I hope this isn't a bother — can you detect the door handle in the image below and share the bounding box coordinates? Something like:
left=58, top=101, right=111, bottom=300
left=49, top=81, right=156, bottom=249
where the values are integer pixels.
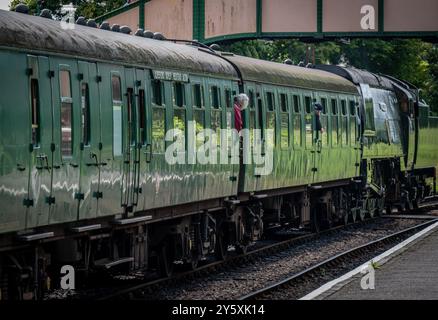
left=317, top=140, right=322, bottom=153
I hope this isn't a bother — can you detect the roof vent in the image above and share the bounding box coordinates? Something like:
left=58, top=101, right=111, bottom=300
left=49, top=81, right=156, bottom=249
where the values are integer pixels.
left=86, top=19, right=98, bottom=28
left=111, top=24, right=120, bottom=32
left=15, top=4, right=29, bottom=14
left=210, top=44, right=221, bottom=51
left=153, top=32, right=165, bottom=40
left=120, top=26, right=132, bottom=34
left=284, top=59, right=293, bottom=65
left=40, top=9, right=52, bottom=19
left=135, top=28, right=144, bottom=37
left=76, top=16, right=86, bottom=25
left=143, top=30, right=154, bottom=38
left=100, top=21, right=110, bottom=30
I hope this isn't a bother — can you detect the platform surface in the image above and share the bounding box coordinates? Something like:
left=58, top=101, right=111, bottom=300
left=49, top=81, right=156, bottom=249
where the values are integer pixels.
left=323, top=228, right=438, bottom=300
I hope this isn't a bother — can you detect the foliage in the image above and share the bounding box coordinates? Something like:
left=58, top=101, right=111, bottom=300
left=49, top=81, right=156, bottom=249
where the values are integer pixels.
left=223, top=39, right=438, bottom=113
left=8, top=1, right=438, bottom=112
left=9, top=0, right=126, bottom=19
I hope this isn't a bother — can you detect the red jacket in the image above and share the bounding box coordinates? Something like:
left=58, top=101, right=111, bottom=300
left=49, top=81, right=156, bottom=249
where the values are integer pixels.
left=234, top=104, right=242, bottom=131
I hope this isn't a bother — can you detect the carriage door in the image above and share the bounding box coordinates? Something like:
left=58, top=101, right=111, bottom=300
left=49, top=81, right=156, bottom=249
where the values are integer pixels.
left=349, top=98, right=361, bottom=176
left=121, top=68, right=138, bottom=215
left=254, top=84, right=266, bottom=191
left=303, top=93, right=318, bottom=182
left=77, top=61, right=101, bottom=220
left=312, top=92, right=328, bottom=183
left=133, top=68, right=147, bottom=211
left=26, top=55, right=53, bottom=228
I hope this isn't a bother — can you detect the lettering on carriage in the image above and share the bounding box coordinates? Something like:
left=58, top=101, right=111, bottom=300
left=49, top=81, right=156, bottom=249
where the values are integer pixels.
left=360, top=5, right=376, bottom=30
left=152, top=70, right=189, bottom=82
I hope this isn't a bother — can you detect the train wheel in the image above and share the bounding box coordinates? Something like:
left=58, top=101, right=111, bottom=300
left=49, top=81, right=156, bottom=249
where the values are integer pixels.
left=351, top=208, right=357, bottom=223
left=182, top=255, right=199, bottom=271
left=343, top=210, right=349, bottom=226
left=376, top=198, right=385, bottom=216
left=158, top=240, right=174, bottom=278
left=236, top=244, right=248, bottom=255
left=368, top=198, right=376, bottom=218
left=311, top=209, right=320, bottom=233
left=386, top=204, right=393, bottom=215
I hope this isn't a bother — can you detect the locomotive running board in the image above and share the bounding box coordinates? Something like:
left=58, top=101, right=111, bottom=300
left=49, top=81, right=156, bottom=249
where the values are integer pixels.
left=94, top=257, right=134, bottom=269
left=113, top=215, right=152, bottom=225
left=18, top=232, right=54, bottom=242
left=70, top=224, right=102, bottom=233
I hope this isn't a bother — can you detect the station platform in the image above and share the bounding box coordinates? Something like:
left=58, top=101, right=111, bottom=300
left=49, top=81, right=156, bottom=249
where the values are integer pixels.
left=304, top=220, right=438, bottom=300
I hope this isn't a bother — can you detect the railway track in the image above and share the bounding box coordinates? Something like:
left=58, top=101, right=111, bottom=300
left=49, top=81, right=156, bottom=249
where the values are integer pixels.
left=50, top=199, right=437, bottom=300
left=238, top=218, right=437, bottom=300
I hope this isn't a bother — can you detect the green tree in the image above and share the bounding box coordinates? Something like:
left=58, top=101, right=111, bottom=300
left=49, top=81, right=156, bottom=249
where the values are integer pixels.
left=9, top=0, right=126, bottom=18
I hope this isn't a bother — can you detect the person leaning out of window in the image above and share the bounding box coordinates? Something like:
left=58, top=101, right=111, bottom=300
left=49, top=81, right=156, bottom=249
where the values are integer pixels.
left=234, top=93, right=249, bottom=132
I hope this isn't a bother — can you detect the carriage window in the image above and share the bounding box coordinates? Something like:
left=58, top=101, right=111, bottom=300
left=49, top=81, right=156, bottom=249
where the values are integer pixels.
left=305, top=96, right=312, bottom=114
left=266, top=92, right=275, bottom=111
left=293, top=95, right=301, bottom=113
left=248, top=90, right=255, bottom=109
left=341, top=116, right=348, bottom=145
left=173, top=82, right=185, bottom=108
left=280, top=93, right=288, bottom=112
left=111, top=75, right=121, bottom=102
left=152, top=107, right=166, bottom=153
left=266, top=111, right=276, bottom=147
left=112, top=75, right=123, bottom=156
left=321, top=98, right=327, bottom=114
left=127, top=88, right=136, bottom=145
left=30, top=79, right=40, bottom=146
left=211, top=86, right=220, bottom=109
left=81, top=83, right=91, bottom=145
left=211, top=107, right=222, bottom=147
left=173, top=108, right=186, bottom=151
left=331, top=99, right=339, bottom=146
left=349, top=100, right=356, bottom=115
left=364, top=98, right=376, bottom=133
left=331, top=99, right=338, bottom=115
left=193, top=84, right=204, bottom=108
left=225, top=88, right=232, bottom=109
left=193, top=108, right=205, bottom=148
left=60, top=70, right=73, bottom=158
left=60, top=70, right=72, bottom=99
left=293, top=113, right=301, bottom=146
left=280, top=113, right=289, bottom=149
left=152, top=80, right=164, bottom=106
left=139, top=89, right=147, bottom=145
left=341, top=100, right=347, bottom=115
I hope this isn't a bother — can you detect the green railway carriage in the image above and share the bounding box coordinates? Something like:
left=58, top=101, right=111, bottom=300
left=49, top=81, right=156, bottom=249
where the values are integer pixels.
left=0, top=9, right=436, bottom=299
left=224, top=54, right=361, bottom=194
left=0, top=10, right=241, bottom=235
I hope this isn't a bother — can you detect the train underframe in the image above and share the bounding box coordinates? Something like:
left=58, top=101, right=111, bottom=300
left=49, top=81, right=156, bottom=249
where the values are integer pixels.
left=0, top=159, right=435, bottom=300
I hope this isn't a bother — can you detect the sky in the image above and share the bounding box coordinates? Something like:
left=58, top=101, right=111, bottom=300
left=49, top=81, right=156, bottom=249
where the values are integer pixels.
left=0, top=0, right=10, bottom=11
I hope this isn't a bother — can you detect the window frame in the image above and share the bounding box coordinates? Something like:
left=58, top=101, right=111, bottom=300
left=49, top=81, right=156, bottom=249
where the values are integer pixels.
left=111, top=73, right=123, bottom=157
left=59, top=68, right=73, bottom=159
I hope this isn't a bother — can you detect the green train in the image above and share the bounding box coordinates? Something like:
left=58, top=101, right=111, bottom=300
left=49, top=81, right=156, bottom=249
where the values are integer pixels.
left=0, top=9, right=436, bottom=299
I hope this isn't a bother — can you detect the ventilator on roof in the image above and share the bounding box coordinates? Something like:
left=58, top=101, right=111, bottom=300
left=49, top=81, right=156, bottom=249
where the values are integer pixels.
left=143, top=30, right=154, bottom=38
